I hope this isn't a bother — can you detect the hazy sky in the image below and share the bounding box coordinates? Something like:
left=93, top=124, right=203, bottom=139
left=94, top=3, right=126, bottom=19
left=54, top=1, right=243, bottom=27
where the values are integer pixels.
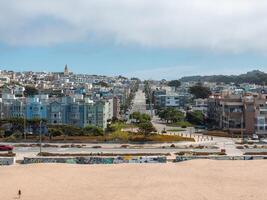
left=1, top=0, right=267, bottom=79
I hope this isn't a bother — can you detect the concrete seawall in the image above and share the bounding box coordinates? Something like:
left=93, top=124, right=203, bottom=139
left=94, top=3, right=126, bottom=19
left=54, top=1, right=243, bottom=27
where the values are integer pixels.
left=22, top=156, right=167, bottom=164
left=0, top=157, right=15, bottom=165
left=175, top=155, right=267, bottom=162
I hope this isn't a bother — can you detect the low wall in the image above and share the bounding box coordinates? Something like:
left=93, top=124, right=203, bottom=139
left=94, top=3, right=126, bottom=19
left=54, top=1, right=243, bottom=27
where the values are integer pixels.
left=23, top=156, right=167, bottom=164
left=0, top=157, right=15, bottom=165
left=175, top=155, right=267, bottom=162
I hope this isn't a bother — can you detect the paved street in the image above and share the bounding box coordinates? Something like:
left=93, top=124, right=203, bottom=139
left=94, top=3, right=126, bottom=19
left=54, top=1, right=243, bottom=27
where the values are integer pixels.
left=130, top=89, right=150, bottom=115
left=11, top=142, right=222, bottom=160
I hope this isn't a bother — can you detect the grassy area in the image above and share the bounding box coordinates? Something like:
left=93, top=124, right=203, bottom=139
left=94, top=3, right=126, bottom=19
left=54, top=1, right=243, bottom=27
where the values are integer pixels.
left=0, top=122, right=194, bottom=143
left=0, top=134, right=194, bottom=143
left=0, top=152, right=16, bottom=157
left=244, top=152, right=267, bottom=155
left=166, top=121, right=193, bottom=128
left=143, top=134, right=194, bottom=142
left=167, top=129, right=186, bottom=132
left=111, top=122, right=137, bottom=129
left=175, top=151, right=226, bottom=156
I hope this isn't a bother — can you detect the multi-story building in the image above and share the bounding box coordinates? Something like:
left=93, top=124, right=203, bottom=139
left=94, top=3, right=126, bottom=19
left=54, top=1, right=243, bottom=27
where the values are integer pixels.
left=47, top=101, right=65, bottom=125
left=26, top=97, right=47, bottom=120
left=83, top=99, right=111, bottom=129
left=154, top=93, right=190, bottom=109
left=112, top=96, right=121, bottom=119
left=192, top=98, right=208, bottom=116
left=208, top=90, right=267, bottom=137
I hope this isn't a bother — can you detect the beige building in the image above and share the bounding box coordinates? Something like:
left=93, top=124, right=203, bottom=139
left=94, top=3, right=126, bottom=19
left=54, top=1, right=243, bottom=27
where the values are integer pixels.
left=208, top=91, right=267, bottom=137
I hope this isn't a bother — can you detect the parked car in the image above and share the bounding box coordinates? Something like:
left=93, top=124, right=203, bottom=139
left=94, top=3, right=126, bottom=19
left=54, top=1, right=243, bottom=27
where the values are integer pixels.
left=0, top=145, right=14, bottom=151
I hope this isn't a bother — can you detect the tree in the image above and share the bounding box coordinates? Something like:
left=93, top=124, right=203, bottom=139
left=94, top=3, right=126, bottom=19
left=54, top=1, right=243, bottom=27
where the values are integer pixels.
left=24, top=85, right=39, bottom=97
left=158, top=108, right=184, bottom=124
left=130, top=112, right=151, bottom=123
left=186, top=111, right=204, bottom=125
left=189, top=83, right=211, bottom=99
left=27, top=118, right=41, bottom=134
left=138, top=122, right=156, bottom=136
left=48, top=128, right=63, bottom=140
left=95, top=81, right=109, bottom=87
left=8, top=117, right=24, bottom=133
left=167, top=80, right=181, bottom=88
left=62, top=125, right=83, bottom=136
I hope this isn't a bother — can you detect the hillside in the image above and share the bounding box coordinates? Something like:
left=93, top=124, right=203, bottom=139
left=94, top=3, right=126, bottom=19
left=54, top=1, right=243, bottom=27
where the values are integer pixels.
left=180, top=70, right=267, bottom=85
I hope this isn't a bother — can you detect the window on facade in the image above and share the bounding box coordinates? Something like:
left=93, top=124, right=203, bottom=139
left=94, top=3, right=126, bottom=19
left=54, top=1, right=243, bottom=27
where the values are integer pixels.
left=54, top=120, right=57, bottom=124
left=54, top=114, right=57, bottom=117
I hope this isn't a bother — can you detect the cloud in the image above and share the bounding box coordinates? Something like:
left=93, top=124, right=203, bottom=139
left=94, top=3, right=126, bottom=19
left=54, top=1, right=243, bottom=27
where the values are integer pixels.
left=1, top=0, right=267, bottom=52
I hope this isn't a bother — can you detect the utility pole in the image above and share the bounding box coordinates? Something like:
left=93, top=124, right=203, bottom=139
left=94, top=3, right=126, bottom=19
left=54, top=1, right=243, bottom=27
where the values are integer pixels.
left=241, top=112, right=244, bottom=143
left=39, top=119, right=42, bottom=154
left=24, top=113, right=26, bottom=141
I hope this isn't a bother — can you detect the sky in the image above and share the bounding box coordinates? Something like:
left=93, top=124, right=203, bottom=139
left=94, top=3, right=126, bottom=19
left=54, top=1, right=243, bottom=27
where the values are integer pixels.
left=1, top=0, right=267, bottom=80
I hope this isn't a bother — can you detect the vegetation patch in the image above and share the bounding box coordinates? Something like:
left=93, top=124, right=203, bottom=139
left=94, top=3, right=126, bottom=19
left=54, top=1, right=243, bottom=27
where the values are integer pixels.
left=167, top=121, right=193, bottom=128
left=37, top=152, right=171, bottom=157
left=175, top=151, right=226, bottom=156
left=243, top=152, right=267, bottom=155
left=167, top=129, right=186, bottom=132
left=0, top=152, right=16, bottom=157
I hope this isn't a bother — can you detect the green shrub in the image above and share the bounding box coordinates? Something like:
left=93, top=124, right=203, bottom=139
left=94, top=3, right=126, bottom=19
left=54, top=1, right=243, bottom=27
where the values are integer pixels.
left=83, top=125, right=103, bottom=136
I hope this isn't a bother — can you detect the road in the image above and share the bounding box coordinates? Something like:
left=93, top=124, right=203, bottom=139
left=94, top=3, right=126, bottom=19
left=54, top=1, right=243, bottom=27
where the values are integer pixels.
left=130, top=89, right=151, bottom=115
left=11, top=142, right=222, bottom=160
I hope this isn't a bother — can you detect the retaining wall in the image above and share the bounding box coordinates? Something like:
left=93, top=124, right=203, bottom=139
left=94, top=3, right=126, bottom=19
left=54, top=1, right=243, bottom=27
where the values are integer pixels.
left=23, top=156, right=167, bottom=164
left=175, top=155, right=267, bottom=162
left=0, top=157, right=15, bottom=165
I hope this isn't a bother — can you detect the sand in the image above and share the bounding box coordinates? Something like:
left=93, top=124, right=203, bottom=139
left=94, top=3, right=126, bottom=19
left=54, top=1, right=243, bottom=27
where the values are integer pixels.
left=0, top=160, right=266, bottom=200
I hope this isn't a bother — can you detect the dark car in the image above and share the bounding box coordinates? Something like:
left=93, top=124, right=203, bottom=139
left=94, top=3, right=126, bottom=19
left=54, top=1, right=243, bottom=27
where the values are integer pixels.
left=0, top=145, right=14, bottom=151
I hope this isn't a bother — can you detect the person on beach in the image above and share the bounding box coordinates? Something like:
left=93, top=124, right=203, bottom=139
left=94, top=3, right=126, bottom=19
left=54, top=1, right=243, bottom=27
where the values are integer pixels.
left=18, top=189, right=21, bottom=199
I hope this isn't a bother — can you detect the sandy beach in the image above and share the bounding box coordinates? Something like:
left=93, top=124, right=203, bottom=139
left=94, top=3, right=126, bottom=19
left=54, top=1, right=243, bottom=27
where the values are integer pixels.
left=0, top=160, right=266, bottom=200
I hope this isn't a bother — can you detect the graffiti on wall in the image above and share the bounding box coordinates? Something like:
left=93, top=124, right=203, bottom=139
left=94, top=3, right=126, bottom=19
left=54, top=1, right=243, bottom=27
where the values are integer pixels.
left=175, top=155, right=265, bottom=162
left=0, top=157, right=15, bottom=165
left=23, top=156, right=167, bottom=165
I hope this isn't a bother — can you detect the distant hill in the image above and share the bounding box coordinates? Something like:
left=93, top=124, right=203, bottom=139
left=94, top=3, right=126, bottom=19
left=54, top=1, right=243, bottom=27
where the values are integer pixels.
left=179, top=70, right=267, bottom=85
